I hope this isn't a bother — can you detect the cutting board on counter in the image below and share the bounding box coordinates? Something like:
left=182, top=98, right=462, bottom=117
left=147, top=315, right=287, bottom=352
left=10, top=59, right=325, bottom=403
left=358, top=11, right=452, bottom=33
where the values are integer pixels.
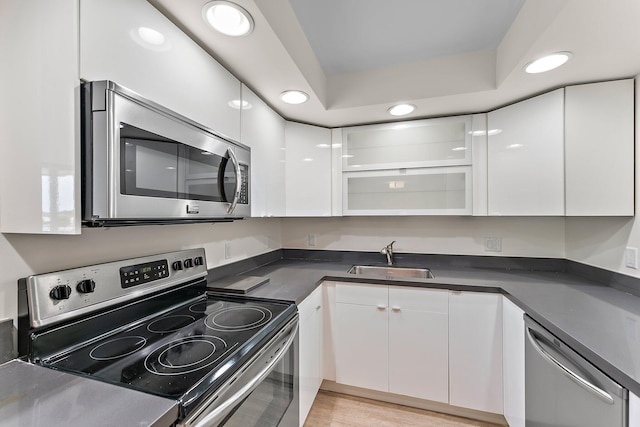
left=207, top=275, right=270, bottom=294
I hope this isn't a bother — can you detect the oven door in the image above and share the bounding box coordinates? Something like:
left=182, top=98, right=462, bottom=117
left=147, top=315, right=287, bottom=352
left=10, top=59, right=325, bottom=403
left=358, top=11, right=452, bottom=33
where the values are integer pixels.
left=179, top=316, right=299, bottom=427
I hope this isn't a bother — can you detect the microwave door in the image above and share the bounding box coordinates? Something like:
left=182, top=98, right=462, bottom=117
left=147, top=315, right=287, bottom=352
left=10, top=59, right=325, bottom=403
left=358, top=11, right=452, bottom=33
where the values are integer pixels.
left=222, top=149, right=241, bottom=214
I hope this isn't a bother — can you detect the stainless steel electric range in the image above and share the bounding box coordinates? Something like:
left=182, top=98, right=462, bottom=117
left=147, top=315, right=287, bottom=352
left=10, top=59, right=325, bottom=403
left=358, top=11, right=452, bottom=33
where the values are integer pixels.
left=17, top=248, right=299, bottom=427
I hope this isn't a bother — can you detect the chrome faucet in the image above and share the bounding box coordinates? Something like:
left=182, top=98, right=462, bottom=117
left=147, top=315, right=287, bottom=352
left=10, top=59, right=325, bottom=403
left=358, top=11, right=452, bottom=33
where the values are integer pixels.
left=380, top=241, right=396, bottom=265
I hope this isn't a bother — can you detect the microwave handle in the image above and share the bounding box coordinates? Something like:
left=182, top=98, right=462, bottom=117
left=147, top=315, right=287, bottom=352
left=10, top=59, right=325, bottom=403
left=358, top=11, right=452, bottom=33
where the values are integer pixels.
left=226, top=148, right=242, bottom=214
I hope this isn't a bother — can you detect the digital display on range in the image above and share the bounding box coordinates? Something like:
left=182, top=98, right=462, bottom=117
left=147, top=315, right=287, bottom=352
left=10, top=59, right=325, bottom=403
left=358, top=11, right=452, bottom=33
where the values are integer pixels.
left=120, top=259, right=169, bottom=288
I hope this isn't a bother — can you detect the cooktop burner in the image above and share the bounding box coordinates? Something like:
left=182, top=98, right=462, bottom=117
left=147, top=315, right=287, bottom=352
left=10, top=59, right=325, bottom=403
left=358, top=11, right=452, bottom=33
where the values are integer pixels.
left=46, top=296, right=291, bottom=398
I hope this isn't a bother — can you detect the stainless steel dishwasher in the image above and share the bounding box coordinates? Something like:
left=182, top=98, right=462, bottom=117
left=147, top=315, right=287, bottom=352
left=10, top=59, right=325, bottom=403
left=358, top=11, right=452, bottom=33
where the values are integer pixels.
left=525, top=315, right=628, bottom=427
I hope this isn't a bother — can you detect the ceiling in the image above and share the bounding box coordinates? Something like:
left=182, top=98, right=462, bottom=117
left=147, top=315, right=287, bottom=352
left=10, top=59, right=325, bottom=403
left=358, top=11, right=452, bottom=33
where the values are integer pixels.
left=149, top=0, right=640, bottom=128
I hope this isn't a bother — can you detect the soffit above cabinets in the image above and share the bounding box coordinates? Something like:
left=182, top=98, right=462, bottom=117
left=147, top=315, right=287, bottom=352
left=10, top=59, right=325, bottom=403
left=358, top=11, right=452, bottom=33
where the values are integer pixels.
left=149, top=0, right=640, bottom=127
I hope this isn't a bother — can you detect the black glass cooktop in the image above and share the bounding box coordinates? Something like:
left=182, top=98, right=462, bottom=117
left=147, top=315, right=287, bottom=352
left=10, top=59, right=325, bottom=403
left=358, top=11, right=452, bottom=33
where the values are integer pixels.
left=45, top=296, right=293, bottom=399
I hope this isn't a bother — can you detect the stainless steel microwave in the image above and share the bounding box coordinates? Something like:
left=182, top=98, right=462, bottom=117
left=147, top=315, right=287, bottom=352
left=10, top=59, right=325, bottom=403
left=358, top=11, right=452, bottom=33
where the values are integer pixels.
left=81, top=81, right=250, bottom=227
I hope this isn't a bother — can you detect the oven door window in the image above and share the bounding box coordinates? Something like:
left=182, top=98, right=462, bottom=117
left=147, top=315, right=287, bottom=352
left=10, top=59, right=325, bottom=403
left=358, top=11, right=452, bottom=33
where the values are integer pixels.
left=219, top=345, right=295, bottom=427
left=120, top=123, right=237, bottom=202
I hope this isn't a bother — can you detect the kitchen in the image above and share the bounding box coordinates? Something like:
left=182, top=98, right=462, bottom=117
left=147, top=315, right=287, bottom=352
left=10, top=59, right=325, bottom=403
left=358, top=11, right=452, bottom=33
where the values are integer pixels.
left=1, top=0, right=640, bottom=426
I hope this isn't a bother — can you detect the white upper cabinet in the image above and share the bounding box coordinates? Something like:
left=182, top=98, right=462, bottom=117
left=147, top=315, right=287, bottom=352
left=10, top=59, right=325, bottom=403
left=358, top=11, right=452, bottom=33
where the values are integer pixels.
left=565, top=79, right=634, bottom=216
left=471, top=113, right=489, bottom=216
left=0, top=0, right=80, bottom=234
left=284, top=122, right=332, bottom=216
left=241, top=86, right=285, bottom=217
left=343, top=166, right=472, bottom=216
left=488, top=89, right=565, bottom=216
left=340, top=115, right=474, bottom=216
left=80, top=0, right=242, bottom=142
left=342, top=116, right=473, bottom=171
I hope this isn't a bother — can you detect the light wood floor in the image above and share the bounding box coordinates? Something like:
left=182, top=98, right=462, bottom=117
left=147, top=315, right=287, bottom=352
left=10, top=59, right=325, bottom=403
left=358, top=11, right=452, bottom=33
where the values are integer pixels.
left=303, top=391, right=503, bottom=427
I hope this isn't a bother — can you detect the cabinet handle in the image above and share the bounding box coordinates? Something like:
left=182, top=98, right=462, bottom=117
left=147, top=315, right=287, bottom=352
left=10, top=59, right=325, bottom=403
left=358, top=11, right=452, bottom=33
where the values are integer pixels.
left=391, top=306, right=401, bottom=312
left=376, top=304, right=386, bottom=310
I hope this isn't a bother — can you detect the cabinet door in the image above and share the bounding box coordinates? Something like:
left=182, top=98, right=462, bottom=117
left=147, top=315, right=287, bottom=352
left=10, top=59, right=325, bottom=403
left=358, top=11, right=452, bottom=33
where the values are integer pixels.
left=388, top=287, right=448, bottom=403
left=343, top=166, right=472, bottom=215
left=80, top=0, right=241, bottom=141
left=335, top=283, right=388, bottom=392
left=565, top=80, right=634, bottom=216
left=630, top=392, right=640, bottom=427
left=298, top=287, right=323, bottom=427
left=342, top=116, right=473, bottom=171
left=488, top=89, right=564, bottom=215
left=502, top=297, right=525, bottom=427
left=241, top=86, right=285, bottom=217
left=284, top=122, right=332, bottom=216
left=0, top=0, right=80, bottom=234
left=449, top=291, right=503, bottom=414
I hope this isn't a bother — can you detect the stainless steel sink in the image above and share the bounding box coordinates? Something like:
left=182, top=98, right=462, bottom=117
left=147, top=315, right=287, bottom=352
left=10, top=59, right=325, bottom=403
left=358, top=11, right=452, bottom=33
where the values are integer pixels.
left=347, top=265, right=435, bottom=279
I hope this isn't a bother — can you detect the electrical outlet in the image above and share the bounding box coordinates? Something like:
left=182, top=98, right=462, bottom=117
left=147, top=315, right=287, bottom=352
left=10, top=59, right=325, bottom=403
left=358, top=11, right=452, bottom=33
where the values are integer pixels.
left=484, top=237, right=502, bottom=252
left=625, top=247, right=638, bottom=269
left=308, top=234, right=317, bottom=247
left=224, top=242, right=231, bottom=259
left=266, top=235, right=272, bottom=249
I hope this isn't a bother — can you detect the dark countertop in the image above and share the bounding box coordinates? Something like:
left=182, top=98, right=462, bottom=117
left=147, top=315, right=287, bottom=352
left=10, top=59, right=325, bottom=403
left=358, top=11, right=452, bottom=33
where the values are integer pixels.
left=0, top=360, right=178, bottom=427
left=208, top=254, right=640, bottom=398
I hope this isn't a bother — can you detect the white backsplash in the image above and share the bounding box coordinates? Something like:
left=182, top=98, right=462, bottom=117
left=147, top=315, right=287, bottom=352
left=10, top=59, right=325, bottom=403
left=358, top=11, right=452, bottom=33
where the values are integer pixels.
left=281, top=216, right=566, bottom=258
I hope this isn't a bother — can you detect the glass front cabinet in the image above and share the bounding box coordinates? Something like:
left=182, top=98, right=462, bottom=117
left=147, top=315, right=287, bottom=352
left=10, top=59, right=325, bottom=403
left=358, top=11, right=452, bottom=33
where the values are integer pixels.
left=341, top=115, right=476, bottom=215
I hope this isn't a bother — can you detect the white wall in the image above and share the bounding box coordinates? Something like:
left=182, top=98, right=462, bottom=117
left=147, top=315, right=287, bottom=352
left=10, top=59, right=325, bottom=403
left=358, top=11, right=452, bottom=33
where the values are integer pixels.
left=0, top=218, right=282, bottom=323
left=281, top=216, right=566, bottom=258
left=565, top=74, right=640, bottom=277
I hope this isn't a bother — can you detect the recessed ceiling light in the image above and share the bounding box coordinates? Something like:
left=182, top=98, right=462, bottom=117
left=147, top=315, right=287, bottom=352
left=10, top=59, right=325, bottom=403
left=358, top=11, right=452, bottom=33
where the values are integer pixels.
left=524, top=52, right=572, bottom=74
left=316, top=144, right=330, bottom=148
left=451, top=147, right=467, bottom=151
left=388, top=104, right=416, bottom=116
left=202, top=1, right=254, bottom=37
left=280, top=90, right=309, bottom=104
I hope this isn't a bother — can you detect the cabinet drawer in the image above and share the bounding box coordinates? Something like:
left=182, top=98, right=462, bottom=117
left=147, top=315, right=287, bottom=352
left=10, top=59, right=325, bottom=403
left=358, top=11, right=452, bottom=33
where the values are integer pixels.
left=336, top=283, right=387, bottom=306
left=389, top=286, right=448, bottom=313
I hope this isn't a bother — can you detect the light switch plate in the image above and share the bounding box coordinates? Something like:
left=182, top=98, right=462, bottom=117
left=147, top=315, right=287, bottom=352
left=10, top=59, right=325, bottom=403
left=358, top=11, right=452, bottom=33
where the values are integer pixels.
left=224, top=242, right=232, bottom=259
left=625, top=247, right=637, bottom=269
left=484, top=237, right=502, bottom=252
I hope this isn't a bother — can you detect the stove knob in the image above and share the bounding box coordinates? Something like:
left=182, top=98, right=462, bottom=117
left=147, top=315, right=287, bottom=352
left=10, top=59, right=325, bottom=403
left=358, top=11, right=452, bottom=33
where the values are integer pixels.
left=76, top=279, right=96, bottom=294
left=194, top=256, right=204, bottom=266
left=172, top=260, right=183, bottom=271
left=50, top=285, right=72, bottom=301
left=183, top=258, right=194, bottom=268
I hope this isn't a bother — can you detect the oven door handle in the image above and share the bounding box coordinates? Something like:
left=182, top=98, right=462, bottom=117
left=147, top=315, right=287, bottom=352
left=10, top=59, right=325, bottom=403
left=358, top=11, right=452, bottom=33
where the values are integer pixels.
left=226, top=148, right=241, bottom=215
left=184, top=318, right=298, bottom=427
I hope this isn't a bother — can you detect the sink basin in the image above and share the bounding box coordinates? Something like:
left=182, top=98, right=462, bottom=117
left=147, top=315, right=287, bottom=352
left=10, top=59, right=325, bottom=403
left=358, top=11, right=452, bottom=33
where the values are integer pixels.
left=347, top=265, right=435, bottom=279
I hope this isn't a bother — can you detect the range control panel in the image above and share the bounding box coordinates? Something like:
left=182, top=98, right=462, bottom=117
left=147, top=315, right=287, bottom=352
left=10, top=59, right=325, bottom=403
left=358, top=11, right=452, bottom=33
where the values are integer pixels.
left=120, top=260, right=169, bottom=288
left=22, top=248, right=207, bottom=328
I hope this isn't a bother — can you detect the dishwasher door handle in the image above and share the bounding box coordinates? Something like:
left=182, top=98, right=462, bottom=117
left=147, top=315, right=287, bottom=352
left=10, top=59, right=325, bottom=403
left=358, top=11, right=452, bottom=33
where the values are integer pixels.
left=525, top=326, right=614, bottom=405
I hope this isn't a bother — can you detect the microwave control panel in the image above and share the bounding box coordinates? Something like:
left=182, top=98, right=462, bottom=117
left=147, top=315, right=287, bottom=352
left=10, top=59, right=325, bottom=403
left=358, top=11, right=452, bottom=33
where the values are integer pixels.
left=239, top=164, right=249, bottom=204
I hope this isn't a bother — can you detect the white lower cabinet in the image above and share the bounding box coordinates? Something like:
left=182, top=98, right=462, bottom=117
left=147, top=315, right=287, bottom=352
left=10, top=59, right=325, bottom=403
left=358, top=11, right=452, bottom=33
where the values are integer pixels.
left=298, top=286, right=324, bottom=427
left=502, top=297, right=525, bottom=427
left=335, top=283, right=389, bottom=392
left=388, top=286, right=449, bottom=403
left=630, top=392, right=640, bottom=427
left=334, top=283, right=449, bottom=401
left=449, top=291, right=503, bottom=414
